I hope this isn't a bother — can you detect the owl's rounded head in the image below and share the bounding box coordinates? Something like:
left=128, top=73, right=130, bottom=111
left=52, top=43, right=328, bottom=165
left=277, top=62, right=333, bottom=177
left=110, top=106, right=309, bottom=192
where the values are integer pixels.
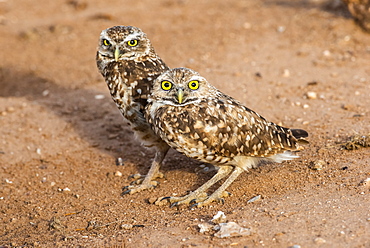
left=151, top=68, right=218, bottom=106
left=97, top=25, right=153, bottom=61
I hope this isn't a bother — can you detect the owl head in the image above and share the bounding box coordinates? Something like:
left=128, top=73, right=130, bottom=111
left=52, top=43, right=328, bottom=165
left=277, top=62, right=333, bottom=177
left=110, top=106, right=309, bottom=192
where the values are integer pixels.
left=97, top=25, right=153, bottom=61
left=150, top=68, right=218, bottom=106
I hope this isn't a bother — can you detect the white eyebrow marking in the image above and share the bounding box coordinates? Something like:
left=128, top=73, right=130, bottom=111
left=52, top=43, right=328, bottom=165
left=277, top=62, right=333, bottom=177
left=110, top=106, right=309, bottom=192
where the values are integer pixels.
left=124, top=33, right=141, bottom=42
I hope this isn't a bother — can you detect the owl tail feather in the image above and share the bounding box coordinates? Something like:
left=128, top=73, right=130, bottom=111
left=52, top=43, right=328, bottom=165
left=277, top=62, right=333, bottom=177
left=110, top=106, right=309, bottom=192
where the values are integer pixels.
left=291, top=128, right=309, bottom=145
left=291, top=129, right=308, bottom=139
left=270, top=151, right=299, bottom=163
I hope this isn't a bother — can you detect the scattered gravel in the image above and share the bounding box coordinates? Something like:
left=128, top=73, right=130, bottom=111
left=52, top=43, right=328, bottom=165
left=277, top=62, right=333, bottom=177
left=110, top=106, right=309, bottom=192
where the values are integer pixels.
left=310, top=160, right=326, bottom=170
left=247, top=195, right=262, bottom=203
left=214, top=222, right=251, bottom=238
left=114, top=171, right=123, bottom=177
left=211, top=211, right=227, bottom=224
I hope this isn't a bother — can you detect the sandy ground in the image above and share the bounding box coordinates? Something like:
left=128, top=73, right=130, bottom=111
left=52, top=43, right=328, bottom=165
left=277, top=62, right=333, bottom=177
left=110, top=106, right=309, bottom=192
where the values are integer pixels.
left=1, top=0, right=370, bottom=247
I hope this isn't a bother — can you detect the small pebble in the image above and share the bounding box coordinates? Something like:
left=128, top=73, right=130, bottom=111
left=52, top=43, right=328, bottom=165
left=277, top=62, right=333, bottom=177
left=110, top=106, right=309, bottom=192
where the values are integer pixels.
left=277, top=26, right=286, bottom=33
left=211, top=211, right=227, bottom=224
left=247, top=195, right=261, bottom=203
left=198, top=223, right=213, bottom=233
left=58, top=187, right=71, bottom=192
left=310, top=160, right=325, bottom=170
left=314, top=237, right=326, bottom=244
left=243, top=22, right=252, bottom=29
left=344, top=35, right=351, bottom=41
left=360, top=178, right=370, bottom=187
left=36, top=148, right=41, bottom=155
left=214, top=222, right=251, bottom=238
left=282, top=69, right=290, bottom=77
left=305, top=91, right=317, bottom=100
left=290, top=245, right=301, bottom=248
left=94, top=94, right=105, bottom=100
left=120, top=224, right=133, bottom=230
left=116, top=157, right=123, bottom=166
left=5, top=179, right=13, bottom=184
left=42, top=90, right=49, bottom=96
left=114, top=171, right=123, bottom=177
left=323, top=50, right=331, bottom=57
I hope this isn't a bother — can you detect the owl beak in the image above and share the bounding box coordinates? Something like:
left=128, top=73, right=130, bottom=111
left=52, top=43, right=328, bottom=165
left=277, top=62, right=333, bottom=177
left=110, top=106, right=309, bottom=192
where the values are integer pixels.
left=114, top=47, right=121, bottom=61
left=177, top=88, right=184, bottom=104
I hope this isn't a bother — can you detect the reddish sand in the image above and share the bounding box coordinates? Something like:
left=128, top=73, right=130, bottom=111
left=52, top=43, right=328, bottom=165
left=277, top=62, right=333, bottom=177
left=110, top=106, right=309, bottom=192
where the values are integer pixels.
left=1, top=0, right=369, bottom=247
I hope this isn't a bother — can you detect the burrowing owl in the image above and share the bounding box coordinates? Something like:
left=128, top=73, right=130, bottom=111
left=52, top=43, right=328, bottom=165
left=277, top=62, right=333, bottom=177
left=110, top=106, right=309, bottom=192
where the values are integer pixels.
left=146, top=68, right=308, bottom=207
left=96, top=26, right=170, bottom=194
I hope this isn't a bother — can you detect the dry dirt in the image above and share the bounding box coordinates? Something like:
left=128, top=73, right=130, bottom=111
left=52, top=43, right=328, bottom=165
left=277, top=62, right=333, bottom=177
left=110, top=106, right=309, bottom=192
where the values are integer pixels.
left=1, top=0, right=370, bottom=247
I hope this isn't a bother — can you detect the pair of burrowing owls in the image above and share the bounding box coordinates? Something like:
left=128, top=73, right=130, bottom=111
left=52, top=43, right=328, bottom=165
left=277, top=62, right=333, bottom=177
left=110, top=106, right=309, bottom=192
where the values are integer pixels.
left=97, top=26, right=308, bottom=207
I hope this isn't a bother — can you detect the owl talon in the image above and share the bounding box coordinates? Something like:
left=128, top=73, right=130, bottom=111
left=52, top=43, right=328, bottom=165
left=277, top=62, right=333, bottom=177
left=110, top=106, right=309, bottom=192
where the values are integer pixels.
left=129, top=174, right=143, bottom=180
left=190, top=202, right=200, bottom=208
left=130, top=179, right=142, bottom=185
left=217, top=197, right=225, bottom=204
left=121, top=182, right=158, bottom=195
left=222, top=191, right=231, bottom=198
left=121, top=189, right=131, bottom=196
left=170, top=202, right=179, bottom=208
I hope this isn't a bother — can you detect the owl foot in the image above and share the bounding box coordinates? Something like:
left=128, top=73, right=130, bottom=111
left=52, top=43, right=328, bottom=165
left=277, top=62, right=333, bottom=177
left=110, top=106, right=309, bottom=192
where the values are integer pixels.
left=122, top=172, right=163, bottom=194
left=154, top=190, right=230, bottom=208
left=154, top=192, right=209, bottom=207
left=122, top=147, right=169, bottom=195
left=122, top=180, right=159, bottom=195
left=190, top=191, right=231, bottom=208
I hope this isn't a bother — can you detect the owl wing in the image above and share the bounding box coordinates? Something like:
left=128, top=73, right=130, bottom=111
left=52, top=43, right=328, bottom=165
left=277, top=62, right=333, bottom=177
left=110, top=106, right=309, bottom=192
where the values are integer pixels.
left=156, top=94, right=305, bottom=161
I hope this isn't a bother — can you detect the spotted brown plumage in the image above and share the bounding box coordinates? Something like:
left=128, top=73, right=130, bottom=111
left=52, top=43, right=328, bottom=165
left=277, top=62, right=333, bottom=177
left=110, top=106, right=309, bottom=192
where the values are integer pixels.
left=343, top=0, right=370, bottom=32
left=96, top=26, right=170, bottom=194
left=146, top=68, right=308, bottom=207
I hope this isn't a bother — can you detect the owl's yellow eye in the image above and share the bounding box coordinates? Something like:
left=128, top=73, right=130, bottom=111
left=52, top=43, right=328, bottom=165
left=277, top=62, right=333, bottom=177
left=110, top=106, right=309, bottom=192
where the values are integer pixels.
left=188, top=80, right=199, bottom=90
left=102, top=39, right=110, bottom=46
left=127, top=39, right=138, bottom=47
left=161, top=81, right=172, bottom=91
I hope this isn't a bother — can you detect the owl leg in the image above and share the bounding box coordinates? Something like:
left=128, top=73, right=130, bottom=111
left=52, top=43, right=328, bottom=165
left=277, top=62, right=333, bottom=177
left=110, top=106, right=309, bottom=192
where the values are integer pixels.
left=155, top=165, right=233, bottom=207
left=122, top=145, right=169, bottom=195
left=193, top=166, right=244, bottom=208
